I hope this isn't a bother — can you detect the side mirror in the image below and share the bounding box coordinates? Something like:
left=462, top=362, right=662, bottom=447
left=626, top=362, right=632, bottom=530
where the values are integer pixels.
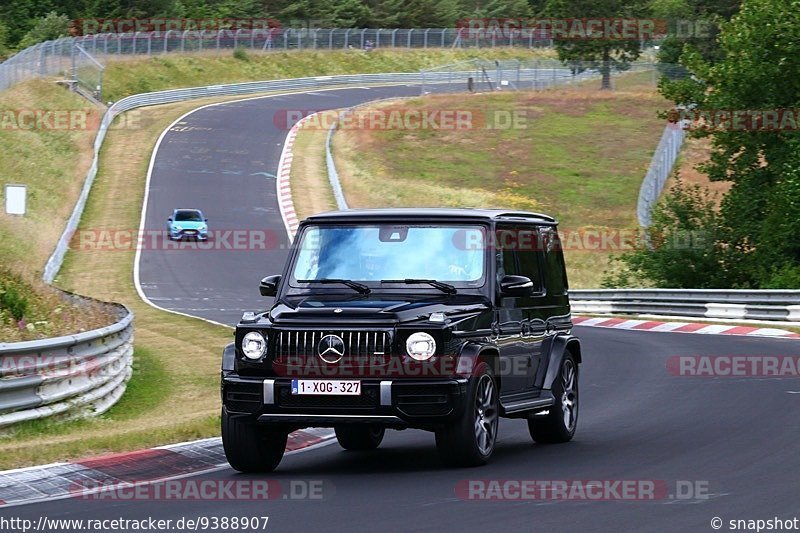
left=168, top=217, right=173, bottom=222
left=259, top=275, right=281, bottom=297
left=204, top=218, right=208, bottom=222
left=499, top=275, right=534, bottom=297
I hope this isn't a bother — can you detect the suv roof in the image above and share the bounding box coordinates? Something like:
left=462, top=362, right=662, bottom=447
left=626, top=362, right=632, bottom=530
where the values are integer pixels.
left=304, top=208, right=557, bottom=224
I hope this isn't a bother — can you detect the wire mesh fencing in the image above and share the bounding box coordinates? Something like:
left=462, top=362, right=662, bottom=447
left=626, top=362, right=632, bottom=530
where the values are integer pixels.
left=0, top=28, right=557, bottom=94
left=420, top=58, right=661, bottom=94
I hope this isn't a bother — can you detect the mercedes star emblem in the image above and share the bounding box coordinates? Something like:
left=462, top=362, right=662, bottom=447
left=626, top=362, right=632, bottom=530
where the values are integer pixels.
left=317, top=334, right=345, bottom=363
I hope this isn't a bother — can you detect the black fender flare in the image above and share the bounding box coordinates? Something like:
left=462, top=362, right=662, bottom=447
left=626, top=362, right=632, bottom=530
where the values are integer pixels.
left=454, top=341, right=500, bottom=380
left=222, top=342, right=236, bottom=372
left=542, top=334, right=581, bottom=390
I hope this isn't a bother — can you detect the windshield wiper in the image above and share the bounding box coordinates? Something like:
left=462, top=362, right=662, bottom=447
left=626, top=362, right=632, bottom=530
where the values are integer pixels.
left=380, top=279, right=457, bottom=294
left=297, top=278, right=371, bottom=294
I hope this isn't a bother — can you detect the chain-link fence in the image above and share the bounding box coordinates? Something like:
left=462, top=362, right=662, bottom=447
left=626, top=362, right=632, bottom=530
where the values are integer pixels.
left=0, top=28, right=557, bottom=94
left=72, top=44, right=104, bottom=101
left=0, top=37, right=75, bottom=92
left=70, top=28, right=554, bottom=56
left=420, top=59, right=660, bottom=94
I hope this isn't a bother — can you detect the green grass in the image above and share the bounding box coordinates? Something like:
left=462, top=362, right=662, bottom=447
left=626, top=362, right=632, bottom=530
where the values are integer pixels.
left=331, top=77, right=669, bottom=287
left=102, top=48, right=554, bottom=102
left=0, top=81, right=100, bottom=275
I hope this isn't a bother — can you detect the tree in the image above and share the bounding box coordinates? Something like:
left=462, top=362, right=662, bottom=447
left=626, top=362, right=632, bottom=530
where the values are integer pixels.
left=544, top=0, right=649, bottom=89
left=651, top=0, right=739, bottom=66
left=473, top=0, right=533, bottom=18
left=658, top=0, right=800, bottom=288
left=604, top=177, right=726, bottom=288
left=19, top=12, right=71, bottom=47
left=0, top=22, right=9, bottom=60
left=329, top=0, right=373, bottom=27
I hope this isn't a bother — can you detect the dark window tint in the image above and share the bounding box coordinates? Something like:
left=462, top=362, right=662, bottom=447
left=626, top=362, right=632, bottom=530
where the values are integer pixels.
left=175, top=210, right=203, bottom=222
left=495, top=227, right=518, bottom=282
left=541, top=228, right=568, bottom=295
left=515, top=227, right=543, bottom=292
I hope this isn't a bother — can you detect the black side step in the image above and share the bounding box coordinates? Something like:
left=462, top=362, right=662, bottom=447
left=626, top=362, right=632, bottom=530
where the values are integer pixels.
left=501, top=392, right=555, bottom=416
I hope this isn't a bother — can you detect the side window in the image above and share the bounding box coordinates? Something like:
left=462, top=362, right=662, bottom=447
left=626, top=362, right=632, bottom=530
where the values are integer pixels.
left=541, top=227, right=568, bottom=295
left=515, top=226, right=543, bottom=293
left=495, top=226, right=518, bottom=283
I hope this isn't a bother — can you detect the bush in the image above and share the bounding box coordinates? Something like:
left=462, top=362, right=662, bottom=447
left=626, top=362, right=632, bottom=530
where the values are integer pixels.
left=232, top=47, right=250, bottom=61
left=18, top=12, right=69, bottom=48
left=0, top=273, right=29, bottom=321
left=603, top=177, right=725, bottom=288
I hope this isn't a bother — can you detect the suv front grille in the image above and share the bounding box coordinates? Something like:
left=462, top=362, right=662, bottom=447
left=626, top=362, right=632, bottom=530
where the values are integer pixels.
left=273, top=330, right=390, bottom=363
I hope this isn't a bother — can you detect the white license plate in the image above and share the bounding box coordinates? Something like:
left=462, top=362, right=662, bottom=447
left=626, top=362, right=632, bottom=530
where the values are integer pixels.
left=291, top=379, right=361, bottom=396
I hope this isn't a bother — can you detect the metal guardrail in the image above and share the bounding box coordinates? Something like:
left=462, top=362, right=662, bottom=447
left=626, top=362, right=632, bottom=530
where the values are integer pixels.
left=0, top=301, right=133, bottom=427
left=570, top=289, right=800, bottom=322
left=325, top=120, right=349, bottom=211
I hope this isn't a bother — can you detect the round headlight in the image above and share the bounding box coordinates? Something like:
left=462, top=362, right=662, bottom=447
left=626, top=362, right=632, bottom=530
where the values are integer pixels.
left=241, top=331, right=267, bottom=360
left=406, top=332, right=436, bottom=361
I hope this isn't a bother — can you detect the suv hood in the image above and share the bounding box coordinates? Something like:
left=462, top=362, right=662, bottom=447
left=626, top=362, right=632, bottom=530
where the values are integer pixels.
left=269, top=294, right=490, bottom=325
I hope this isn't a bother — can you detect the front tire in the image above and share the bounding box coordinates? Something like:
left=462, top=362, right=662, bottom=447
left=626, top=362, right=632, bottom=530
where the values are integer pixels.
left=528, top=351, right=578, bottom=444
left=435, top=362, right=499, bottom=467
left=221, top=407, right=288, bottom=473
left=334, top=425, right=385, bottom=450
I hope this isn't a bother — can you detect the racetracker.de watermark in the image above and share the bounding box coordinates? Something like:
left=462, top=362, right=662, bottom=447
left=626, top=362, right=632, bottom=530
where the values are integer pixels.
left=68, top=479, right=330, bottom=501
left=455, top=479, right=710, bottom=501
left=274, top=108, right=528, bottom=131
left=0, top=109, right=143, bottom=131
left=71, top=18, right=281, bottom=36
left=456, top=18, right=714, bottom=40
left=667, top=356, right=800, bottom=377
left=69, top=228, right=711, bottom=253
left=71, top=229, right=282, bottom=252
left=668, top=108, right=800, bottom=131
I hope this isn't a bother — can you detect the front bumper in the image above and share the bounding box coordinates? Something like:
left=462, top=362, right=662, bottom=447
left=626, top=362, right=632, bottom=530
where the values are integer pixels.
left=171, top=230, right=208, bottom=240
left=222, top=375, right=468, bottom=428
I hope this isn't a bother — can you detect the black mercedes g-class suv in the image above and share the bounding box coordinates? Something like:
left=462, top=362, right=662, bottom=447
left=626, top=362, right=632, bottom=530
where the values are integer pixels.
left=221, top=208, right=581, bottom=471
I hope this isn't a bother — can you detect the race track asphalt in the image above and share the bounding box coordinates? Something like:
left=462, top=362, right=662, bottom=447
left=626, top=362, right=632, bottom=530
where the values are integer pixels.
left=136, top=84, right=422, bottom=326
left=6, top=328, right=800, bottom=531
left=5, top=84, right=799, bottom=533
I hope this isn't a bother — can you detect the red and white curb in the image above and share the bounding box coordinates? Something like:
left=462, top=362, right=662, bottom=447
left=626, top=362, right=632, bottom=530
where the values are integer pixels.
left=573, top=316, right=800, bottom=339
left=277, top=113, right=323, bottom=241
left=0, top=428, right=335, bottom=508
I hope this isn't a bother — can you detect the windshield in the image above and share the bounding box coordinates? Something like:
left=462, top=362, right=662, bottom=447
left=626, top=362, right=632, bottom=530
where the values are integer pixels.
left=175, top=210, right=203, bottom=222
left=291, top=225, right=486, bottom=285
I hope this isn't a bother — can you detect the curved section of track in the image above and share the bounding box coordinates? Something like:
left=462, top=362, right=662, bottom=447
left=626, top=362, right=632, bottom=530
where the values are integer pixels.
left=9, top=83, right=799, bottom=532
left=136, top=85, right=421, bottom=326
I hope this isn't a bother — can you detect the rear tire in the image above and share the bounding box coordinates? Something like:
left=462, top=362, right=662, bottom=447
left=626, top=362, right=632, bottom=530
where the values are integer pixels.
left=528, top=351, right=578, bottom=444
left=221, top=407, right=288, bottom=473
left=435, top=362, right=498, bottom=467
left=335, top=425, right=385, bottom=450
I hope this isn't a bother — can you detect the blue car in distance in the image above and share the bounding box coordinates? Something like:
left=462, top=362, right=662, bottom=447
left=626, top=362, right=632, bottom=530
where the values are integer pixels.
left=167, top=208, right=208, bottom=241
